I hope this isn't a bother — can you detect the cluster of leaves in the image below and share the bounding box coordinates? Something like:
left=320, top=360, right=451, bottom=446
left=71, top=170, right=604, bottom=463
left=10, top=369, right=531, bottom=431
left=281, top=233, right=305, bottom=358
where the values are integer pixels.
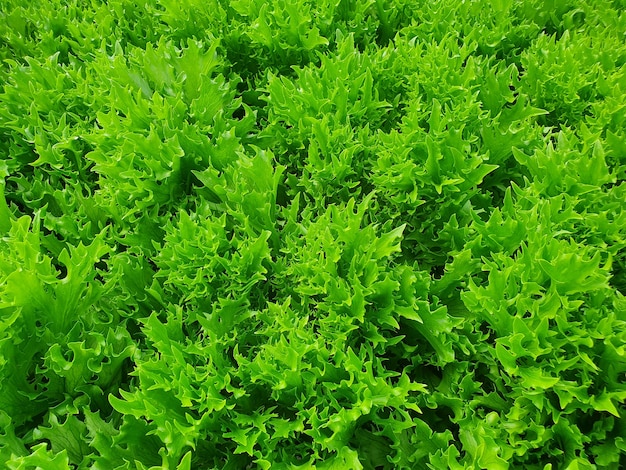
left=1, top=0, right=625, bottom=468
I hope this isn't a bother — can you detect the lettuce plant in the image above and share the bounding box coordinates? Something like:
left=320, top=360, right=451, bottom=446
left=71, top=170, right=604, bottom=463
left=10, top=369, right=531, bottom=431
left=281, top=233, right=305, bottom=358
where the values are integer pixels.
left=1, top=0, right=625, bottom=468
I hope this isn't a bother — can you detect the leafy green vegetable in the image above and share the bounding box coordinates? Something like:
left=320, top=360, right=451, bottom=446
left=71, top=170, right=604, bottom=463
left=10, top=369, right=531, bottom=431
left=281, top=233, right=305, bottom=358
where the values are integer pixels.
left=1, top=0, right=625, bottom=468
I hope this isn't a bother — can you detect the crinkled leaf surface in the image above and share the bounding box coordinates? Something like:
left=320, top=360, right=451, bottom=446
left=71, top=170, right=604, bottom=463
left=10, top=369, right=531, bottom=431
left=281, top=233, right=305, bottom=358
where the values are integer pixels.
left=1, top=0, right=625, bottom=468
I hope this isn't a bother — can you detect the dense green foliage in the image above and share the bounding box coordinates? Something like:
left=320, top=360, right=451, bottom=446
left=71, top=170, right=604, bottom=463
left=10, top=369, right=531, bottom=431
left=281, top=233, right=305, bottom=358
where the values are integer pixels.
left=1, top=0, right=626, bottom=468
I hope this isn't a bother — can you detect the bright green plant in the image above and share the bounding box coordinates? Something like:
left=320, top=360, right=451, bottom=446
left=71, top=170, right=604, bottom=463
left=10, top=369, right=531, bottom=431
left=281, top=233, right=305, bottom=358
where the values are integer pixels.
left=1, top=0, right=625, bottom=468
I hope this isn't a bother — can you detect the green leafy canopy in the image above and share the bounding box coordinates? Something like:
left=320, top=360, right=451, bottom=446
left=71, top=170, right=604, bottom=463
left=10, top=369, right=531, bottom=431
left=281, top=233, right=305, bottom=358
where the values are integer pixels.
left=1, top=0, right=626, bottom=468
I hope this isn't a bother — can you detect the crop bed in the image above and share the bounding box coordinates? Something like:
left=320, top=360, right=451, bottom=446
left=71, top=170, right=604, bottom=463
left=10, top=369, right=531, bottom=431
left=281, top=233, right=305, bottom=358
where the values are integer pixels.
left=1, top=1, right=626, bottom=468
